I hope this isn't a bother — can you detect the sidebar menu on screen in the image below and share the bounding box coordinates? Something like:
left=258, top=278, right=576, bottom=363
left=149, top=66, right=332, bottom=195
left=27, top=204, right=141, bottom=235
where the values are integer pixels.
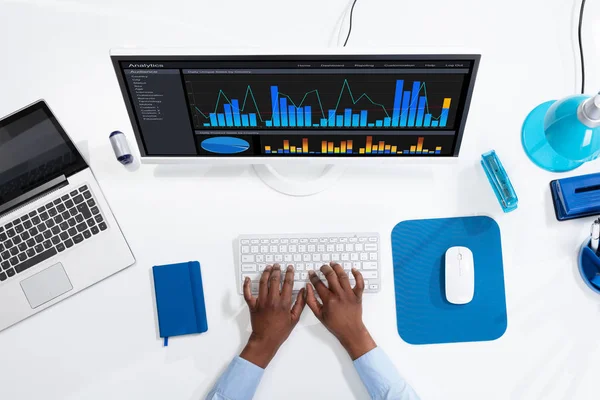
left=124, top=69, right=196, bottom=155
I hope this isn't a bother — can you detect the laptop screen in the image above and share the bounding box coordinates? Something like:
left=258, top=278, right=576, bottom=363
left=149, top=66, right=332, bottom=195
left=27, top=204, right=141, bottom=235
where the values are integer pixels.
left=0, top=101, right=86, bottom=210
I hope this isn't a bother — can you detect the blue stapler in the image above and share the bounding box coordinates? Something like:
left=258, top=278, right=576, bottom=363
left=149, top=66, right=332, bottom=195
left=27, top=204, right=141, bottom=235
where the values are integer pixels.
left=551, top=173, right=600, bottom=221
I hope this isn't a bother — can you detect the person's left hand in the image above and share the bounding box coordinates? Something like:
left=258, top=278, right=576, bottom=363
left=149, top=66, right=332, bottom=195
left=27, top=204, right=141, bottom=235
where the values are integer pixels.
left=240, top=264, right=306, bottom=368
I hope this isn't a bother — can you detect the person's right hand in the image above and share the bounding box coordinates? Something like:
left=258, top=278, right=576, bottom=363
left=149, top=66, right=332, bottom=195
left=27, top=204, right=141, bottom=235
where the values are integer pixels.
left=306, top=262, right=377, bottom=360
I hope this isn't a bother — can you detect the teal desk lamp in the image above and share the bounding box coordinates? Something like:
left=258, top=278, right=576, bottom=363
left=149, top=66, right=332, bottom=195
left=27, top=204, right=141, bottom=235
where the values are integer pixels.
left=522, top=92, right=600, bottom=172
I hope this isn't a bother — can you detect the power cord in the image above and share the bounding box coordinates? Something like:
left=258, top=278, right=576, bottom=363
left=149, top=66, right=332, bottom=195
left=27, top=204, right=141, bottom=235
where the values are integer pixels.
left=343, top=0, right=358, bottom=47
left=577, top=0, right=587, bottom=94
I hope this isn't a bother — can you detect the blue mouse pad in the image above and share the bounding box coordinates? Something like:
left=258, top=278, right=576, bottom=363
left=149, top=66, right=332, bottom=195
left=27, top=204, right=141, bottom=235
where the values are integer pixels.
left=391, top=216, right=507, bottom=345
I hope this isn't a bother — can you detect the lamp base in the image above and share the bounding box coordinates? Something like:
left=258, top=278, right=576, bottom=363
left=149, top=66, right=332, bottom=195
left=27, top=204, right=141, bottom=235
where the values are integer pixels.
left=521, top=100, right=584, bottom=172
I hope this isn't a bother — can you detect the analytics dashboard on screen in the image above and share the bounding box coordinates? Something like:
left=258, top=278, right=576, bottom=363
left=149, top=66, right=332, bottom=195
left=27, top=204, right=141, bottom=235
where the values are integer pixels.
left=112, top=55, right=479, bottom=158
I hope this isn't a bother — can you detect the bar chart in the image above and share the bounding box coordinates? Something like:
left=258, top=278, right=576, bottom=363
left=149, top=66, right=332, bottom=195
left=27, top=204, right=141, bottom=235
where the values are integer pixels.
left=185, top=73, right=462, bottom=131
left=263, top=136, right=447, bottom=155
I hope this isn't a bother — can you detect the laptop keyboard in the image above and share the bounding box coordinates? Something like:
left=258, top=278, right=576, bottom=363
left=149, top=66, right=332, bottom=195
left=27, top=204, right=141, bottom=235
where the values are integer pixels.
left=0, top=185, right=107, bottom=283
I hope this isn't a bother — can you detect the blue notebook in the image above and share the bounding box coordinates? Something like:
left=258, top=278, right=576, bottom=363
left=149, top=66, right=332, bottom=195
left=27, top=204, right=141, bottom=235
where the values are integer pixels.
left=152, top=261, right=208, bottom=345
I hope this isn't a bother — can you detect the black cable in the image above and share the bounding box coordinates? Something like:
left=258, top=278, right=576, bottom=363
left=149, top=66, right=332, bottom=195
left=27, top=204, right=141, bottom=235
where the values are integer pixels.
left=578, top=0, right=587, bottom=94
left=343, top=0, right=358, bottom=47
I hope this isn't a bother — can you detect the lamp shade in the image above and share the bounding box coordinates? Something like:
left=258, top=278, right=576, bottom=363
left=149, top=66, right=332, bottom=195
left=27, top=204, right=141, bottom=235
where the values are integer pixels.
left=522, top=93, right=600, bottom=172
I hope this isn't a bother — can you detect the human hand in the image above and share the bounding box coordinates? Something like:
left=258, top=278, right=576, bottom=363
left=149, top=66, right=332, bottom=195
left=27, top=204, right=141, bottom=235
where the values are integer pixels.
left=306, top=262, right=376, bottom=360
left=240, top=264, right=306, bottom=368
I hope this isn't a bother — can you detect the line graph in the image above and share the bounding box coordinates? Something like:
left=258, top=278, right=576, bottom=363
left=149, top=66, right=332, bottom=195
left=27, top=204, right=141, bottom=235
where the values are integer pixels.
left=185, top=73, right=462, bottom=130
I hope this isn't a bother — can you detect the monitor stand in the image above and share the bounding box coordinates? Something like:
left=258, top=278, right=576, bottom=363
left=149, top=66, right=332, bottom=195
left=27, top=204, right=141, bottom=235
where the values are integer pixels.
left=253, top=164, right=346, bottom=196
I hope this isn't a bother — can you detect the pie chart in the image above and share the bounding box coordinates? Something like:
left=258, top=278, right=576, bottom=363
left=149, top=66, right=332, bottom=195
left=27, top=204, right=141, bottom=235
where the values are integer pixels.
left=200, top=136, right=250, bottom=154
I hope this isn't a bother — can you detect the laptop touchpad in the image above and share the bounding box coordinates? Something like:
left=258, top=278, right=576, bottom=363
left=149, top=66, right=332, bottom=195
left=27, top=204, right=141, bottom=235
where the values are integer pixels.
left=20, top=263, right=73, bottom=309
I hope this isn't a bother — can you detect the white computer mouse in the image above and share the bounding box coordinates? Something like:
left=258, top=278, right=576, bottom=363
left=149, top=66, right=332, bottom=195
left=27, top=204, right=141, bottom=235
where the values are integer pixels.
left=444, top=246, right=474, bottom=304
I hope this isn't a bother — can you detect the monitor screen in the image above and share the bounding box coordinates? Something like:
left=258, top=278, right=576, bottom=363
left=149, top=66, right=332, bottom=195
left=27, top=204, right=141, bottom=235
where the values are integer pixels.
left=112, top=54, right=479, bottom=158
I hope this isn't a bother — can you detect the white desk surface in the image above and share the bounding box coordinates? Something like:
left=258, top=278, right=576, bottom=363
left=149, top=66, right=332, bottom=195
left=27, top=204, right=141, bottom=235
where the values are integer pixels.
left=1, top=0, right=600, bottom=399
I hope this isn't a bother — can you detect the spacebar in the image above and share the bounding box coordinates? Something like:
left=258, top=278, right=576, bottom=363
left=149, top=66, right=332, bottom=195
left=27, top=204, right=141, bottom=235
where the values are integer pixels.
left=15, top=248, right=58, bottom=274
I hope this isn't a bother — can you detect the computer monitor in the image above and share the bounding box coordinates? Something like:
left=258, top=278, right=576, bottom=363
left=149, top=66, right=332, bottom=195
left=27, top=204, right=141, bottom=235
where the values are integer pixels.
left=111, top=49, right=479, bottom=194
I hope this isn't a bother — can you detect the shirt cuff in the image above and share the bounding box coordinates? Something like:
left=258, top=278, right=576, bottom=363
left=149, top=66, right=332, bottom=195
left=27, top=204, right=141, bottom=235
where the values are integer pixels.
left=354, top=347, right=418, bottom=400
left=208, top=356, right=264, bottom=400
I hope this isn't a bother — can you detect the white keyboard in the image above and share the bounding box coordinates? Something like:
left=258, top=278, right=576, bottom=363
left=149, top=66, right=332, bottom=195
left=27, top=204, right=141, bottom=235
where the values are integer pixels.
left=236, top=233, right=380, bottom=295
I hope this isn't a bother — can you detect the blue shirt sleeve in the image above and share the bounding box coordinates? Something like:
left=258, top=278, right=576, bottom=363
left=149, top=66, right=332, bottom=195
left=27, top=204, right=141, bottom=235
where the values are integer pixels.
left=205, top=356, right=264, bottom=400
left=353, top=347, right=420, bottom=400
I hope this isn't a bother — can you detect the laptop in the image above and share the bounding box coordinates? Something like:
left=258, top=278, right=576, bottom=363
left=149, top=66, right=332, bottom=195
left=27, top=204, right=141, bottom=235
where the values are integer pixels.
left=0, top=100, right=135, bottom=332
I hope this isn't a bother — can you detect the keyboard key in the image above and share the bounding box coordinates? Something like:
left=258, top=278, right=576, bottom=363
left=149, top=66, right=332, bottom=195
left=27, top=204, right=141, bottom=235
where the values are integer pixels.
left=91, top=226, right=99, bottom=235
left=56, top=243, right=66, bottom=252
left=369, top=237, right=377, bottom=242
left=69, top=208, right=78, bottom=217
left=77, top=203, right=92, bottom=219
left=68, top=228, right=77, bottom=236
left=241, top=246, right=250, bottom=253
left=13, top=235, right=22, bottom=245
left=37, top=206, right=46, bottom=213
left=26, top=239, right=35, bottom=247
left=43, top=240, right=52, bottom=249
left=18, top=253, right=27, bottom=262
left=21, top=231, right=30, bottom=241
left=60, top=232, right=69, bottom=241
left=73, top=195, right=84, bottom=204
left=26, top=249, right=35, bottom=258
left=242, top=264, right=257, bottom=272
left=73, top=234, right=83, bottom=244
left=34, top=244, right=44, bottom=253
left=51, top=236, right=60, bottom=245
left=99, top=222, right=107, bottom=231
left=6, top=268, right=15, bottom=277
left=15, top=224, right=24, bottom=233
left=70, top=190, right=78, bottom=196
left=68, top=218, right=76, bottom=227
left=51, top=226, right=60, bottom=235
left=87, top=218, right=96, bottom=228
left=87, top=199, right=96, bottom=207
left=29, top=227, right=38, bottom=236
left=7, top=228, right=15, bottom=237
left=15, top=247, right=57, bottom=274
left=10, top=257, right=18, bottom=266
left=0, top=244, right=3, bottom=252
left=76, top=222, right=87, bottom=232
left=369, top=253, right=377, bottom=260
left=65, top=199, right=74, bottom=208
left=0, top=233, right=6, bottom=241
left=1, top=261, right=9, bottom=270
left=60, top=211, right=70, bottom=220
left=75, top=214, right=84, bottom=223
left=40, top=212, right=49, bottom=221
left=56, top=214, right=65, bottom=223
left=5, top=222, right=12, bottom=229
left=82, top=191, right=92, bottom=200
left=49, top=208, right=57, bottom=217
left=57, top=204, right=66, bottom=213
left=362, top=271, right=378, bottom=279
left=10, top=247, right=18, bottom=256
left=35, top=234, right=44, bottom=243
left=53, top=199, right=61, bottom=205
left=60, top=222, right=69, bottom=230
left=364, top=244, right=378, bottom=251
left=23, top=220, right=32, bottom=229
left=363, top=262, right=378, bottom=270
left=79, top=185, right=88, bottom=192
left=65, top=239, right=74, bottom=248
left=95, top=215, right=103, bottom=223
left=21, top=215, right=30, bottom=222
left=0, top=272, right=5, bottom=281
left=43, top=230, right=52, bottom=239
left=38, top=222, right=47, bottom=231
left=18, top=243, right=26, bottom=252
left=61, top=194, right=70, bottom=201
left=241, top=255, right=255, bottom=262
left=82, top=230, right=91, bottom=239
left=5, top=239, right=12, bottom=248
